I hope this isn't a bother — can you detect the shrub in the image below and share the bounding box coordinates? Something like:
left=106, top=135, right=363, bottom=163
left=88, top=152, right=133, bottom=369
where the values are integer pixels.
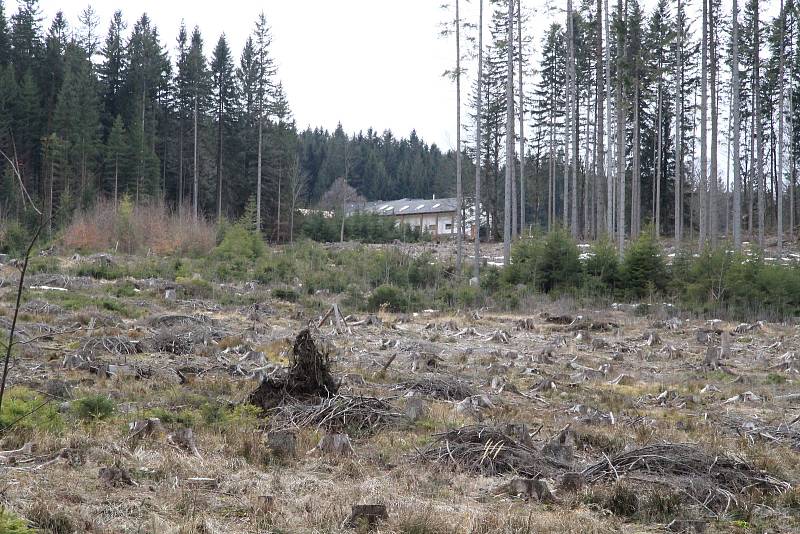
left=72, top=395, right=116, bottom=422
left=621, top=231, right=668, bottom=297
left=506, top=229, right=581, bottom=292
left=61, top=198, right=215, bottom=256
left=272, top=287, right=299, bottom=302
left=0, top=387, right=63, bottom=434
left=214, top=224, right=265, bottom=261
left=0, top=220, right=33, bottom=256
left=367, top=284, right=420, bottom=312
left=584, top=238, right=621, bottom=294
left=0, top=508, right=34, bottom=534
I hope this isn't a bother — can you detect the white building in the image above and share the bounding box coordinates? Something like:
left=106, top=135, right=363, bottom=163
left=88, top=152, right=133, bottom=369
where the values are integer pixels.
left=347, top=197, right=476, bottom=238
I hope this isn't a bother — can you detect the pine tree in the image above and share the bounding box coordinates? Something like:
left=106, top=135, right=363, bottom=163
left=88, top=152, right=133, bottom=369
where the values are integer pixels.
left=211, top=34, right=236, bottom=221
left=99, top=11, right=126, bottom=137
left=185, top=26, right=208, bottom=218
left=0, top=0, right=9, bottom=67
left=252, top=12, right=275, bottom=232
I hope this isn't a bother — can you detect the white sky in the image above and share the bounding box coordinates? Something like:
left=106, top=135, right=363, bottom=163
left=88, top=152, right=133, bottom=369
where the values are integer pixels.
left=7, top=0, right=785, bottom=152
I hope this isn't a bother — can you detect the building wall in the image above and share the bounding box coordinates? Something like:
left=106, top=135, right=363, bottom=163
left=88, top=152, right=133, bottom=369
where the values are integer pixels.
left=397, top=212, right=474, bottom=238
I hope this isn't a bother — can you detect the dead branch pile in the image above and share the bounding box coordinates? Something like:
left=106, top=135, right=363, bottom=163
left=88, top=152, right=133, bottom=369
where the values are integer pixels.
left=581, top=443, right=791, bottom=507
left=249, top=328, right=339, bottom=410
left=146, top=324, right=220, bottom=355
left=20, top=299, right=65, bottom=315
left=395, top=375, right=476, bottom=400
left=725, top=417, right=800, bottom=450
left=80, top=336, right=141, bottom=357
left=27, top=273, right=94, bottom=290
left=418, top=425, right=566, bottom=478
left=273, top=395, right=405, bottom=435
left=148, top=314, right=217, bottom=329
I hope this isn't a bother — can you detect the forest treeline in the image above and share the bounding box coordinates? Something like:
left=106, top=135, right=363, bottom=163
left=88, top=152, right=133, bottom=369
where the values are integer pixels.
left=1, top=0, right=798, bottom=258
left=0, top=0, right=464, bottom=240
left=470, top=0, right=797, bottom=257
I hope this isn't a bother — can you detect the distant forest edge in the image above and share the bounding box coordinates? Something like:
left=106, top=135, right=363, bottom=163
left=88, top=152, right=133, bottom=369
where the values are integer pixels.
left=0, top=1, right=465, bottom=240
left=3, top=0, right=799, bottom=257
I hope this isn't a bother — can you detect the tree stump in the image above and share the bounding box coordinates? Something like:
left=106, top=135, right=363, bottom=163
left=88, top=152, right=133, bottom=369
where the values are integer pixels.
left=267, top=431, right=297, bottom=459
left=342, top=504, right=388, bottom=529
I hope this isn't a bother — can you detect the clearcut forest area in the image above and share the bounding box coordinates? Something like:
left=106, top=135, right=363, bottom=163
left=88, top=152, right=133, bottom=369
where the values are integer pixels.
left=2, top=0, right=800, bottom=533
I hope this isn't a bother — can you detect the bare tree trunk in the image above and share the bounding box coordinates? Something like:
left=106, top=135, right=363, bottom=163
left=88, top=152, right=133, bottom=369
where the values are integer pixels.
left=566, top=0, right=577, bottom=237
left=632, top=79, right=641, bottom=239
left=256, top=117, right=263, bottom=232
left=755, top=5, right=765, bottom=250
left=699, top=0, right=708, bottom=249
left=749, top=93, right=755, bottom=238
left=584, top=88, right=591, bottom=238
left=616, top=0, right=625, bottom=257
left=732, top=0, right=742, bottom=250
left=456, top=0, right=464, bottom=274
left=276, top=171, right=282, bottom=242
left=178, top=119, right=184, bottom=214
left=114, top=156, right=118, bottom=208
left=675, top=0, right=683, bottom=244
left=709, top=0, right=719, bottom=248
left=517, top=0, right=525, bottom=236
left=475, top=0, right=484, bottom=280
left=503, top=0, right=513, bottom=265
left=193, top=95, right=199, bottom=220
left=604, top=0, right=614, bottom=237
left=777, top=0, right=786, bottom=253
left=791, top=29, right=796, bottom=244
left=217, top=97, right=224, bottom=221
left=595, top=0, right=605, bottom=237
left=655, top=76, right=663, bottom=238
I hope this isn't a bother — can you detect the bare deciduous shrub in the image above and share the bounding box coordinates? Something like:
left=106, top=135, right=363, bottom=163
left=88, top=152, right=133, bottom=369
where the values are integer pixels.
left=62, top=198, right=215, bottom=256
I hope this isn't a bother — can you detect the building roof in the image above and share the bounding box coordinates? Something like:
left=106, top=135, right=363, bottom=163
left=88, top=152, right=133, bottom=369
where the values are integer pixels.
left=347, top=198, right=458, bottom=216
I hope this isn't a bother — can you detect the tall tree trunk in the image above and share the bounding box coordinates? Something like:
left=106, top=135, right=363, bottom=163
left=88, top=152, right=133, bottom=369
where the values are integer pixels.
left=699, top=0, right=708, bottom=249
left=564, top=0, right=572, bottom=230
left=456, top=0, right=464, bottom=274
left=604, top=0, right=614, bottom=237
left=595, top=0, right=605, bottom=237
left=755, top=3, right=765, bottom=250
left=632, top=78, right=641, bottom=239
left=517, top=0, right=525, bottom=236
left=475, top=0, right=484, bottom=281
left=778, top=0, right=786, bottom=253
left=569, top=0, right=578, bottom=238
left=732, top=0, right=742, bottom=250
left=114, top=156, right=118, bottom=208
left=655, top=74, right=663, bottom=238
left=709, top=0, right=719, bottom=248
left=276, top=171, right=282, bottom=242
left=256, top=115, right=263, bottom=232
left=193, top=95, right=199, bottom=220
left=503, top=0, right=514, bottom=265
left=584, top=87, right=591, bottom=238
left=178, top=119, right=184, bottom=214
left=217, top=98, right=224, bottom=221
left=616, top=0, right=625, bottom=257
left=791, top=26, right=796, bottom=244
left=675, top=0, right=683, bottom=243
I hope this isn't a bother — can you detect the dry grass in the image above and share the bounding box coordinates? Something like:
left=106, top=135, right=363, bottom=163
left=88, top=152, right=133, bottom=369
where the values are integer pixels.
left=2, top=246, right=800, bottom=533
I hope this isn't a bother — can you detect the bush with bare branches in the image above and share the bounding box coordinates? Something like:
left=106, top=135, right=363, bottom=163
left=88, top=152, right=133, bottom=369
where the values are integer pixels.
left=62, top=198, right=215, bottom=256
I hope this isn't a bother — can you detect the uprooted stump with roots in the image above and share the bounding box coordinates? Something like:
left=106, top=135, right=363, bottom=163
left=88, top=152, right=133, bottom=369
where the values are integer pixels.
left=249, top=328, right=339, bottom=410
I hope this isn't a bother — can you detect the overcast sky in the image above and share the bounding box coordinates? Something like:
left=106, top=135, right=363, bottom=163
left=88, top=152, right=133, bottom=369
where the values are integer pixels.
left=7, top=0, right=785, bottom=152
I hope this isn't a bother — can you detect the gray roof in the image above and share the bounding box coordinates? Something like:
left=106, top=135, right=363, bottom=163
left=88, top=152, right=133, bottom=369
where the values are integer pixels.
left=347, top=198, right=458, bottom=216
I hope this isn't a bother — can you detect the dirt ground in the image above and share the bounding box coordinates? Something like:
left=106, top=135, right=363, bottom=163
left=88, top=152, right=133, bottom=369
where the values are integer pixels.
left=0, top=247, right=798, bottom=534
